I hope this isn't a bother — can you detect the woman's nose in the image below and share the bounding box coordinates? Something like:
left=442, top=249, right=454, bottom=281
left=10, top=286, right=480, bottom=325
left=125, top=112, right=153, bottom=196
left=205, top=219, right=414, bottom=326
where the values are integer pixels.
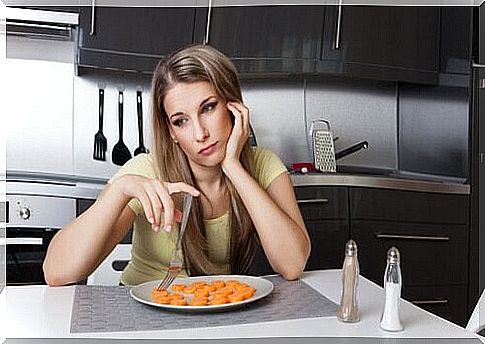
left=193, top=119, right=209, bottom=142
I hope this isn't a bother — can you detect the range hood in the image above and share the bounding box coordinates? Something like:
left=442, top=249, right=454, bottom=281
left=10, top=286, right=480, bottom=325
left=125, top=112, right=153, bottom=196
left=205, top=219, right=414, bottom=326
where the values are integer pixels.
left=5, top=7, right=79, bottom=40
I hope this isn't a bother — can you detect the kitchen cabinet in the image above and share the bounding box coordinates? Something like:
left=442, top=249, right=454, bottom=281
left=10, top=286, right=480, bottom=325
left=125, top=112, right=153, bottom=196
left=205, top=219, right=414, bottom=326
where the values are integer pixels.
left=339, top=6, right=440, bottom=84
left=77, top=6, right=197, bottom=74
left=295, top=187, right=350, bottom=271
left=440, top=7, right=473, bottom=75
left=206, top=6, right=325, bottom=75
left=350, top=187, right=469, bottom=326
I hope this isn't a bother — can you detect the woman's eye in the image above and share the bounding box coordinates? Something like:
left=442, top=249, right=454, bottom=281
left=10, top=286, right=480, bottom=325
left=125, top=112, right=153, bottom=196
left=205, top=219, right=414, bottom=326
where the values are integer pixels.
left=173, top=118, right=188, bottom=127
left=203, top=102, right=217, bottom=113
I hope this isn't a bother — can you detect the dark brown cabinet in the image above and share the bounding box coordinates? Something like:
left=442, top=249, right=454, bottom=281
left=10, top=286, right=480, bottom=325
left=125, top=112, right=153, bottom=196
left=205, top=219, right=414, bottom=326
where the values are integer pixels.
left=440, top=7, right=473, bottom=75
left=77, top=6, right=197, bottom=74
left=207, top=6, right=326, bottom=75
left=350, top=187, right=469, bottom=326
left=339, top=6, right=440, bottom=84
left=295, top=186, right=350, bottom=271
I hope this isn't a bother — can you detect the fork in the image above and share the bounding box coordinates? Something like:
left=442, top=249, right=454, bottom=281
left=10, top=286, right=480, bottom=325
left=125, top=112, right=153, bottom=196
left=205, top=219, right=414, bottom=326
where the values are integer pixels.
left=157, top=192, right=193, bottom=291
left=93, top=88, right=107, bottom=161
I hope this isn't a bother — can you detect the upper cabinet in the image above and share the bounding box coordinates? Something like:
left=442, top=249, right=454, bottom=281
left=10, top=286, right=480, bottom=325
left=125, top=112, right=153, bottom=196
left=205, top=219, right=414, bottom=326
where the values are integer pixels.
left=206, top=6, right=326, bottom=75
left=77, top=6, right=197, bottom=74
left=480, top=3, right=485, bottom=64
left=73, top=4, right=475, bottom=84
left=338, top=6, right=440, bottom=84
left=440, top=7, right=472, bottom=75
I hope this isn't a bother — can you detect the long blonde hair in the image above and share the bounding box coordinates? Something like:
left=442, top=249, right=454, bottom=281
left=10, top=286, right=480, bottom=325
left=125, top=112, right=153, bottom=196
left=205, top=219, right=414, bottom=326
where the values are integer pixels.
left=150, top=44, right=257, bottom=275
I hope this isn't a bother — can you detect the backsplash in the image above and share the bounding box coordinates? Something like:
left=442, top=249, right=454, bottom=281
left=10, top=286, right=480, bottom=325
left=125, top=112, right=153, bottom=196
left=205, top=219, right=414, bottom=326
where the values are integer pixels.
left=5, top=35, right=470, bottom=181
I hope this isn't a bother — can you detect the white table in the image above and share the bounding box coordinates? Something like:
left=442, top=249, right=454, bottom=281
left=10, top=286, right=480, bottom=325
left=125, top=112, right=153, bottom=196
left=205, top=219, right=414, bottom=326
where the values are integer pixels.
left=3, top=270, right=484, bottom=342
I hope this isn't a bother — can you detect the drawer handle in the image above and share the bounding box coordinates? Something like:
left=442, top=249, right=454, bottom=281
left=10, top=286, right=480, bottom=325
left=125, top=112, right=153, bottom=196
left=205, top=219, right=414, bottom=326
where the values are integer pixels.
left=411, top=299, right=449, bottom=305
left=375, top=234, right=450, bottom=242
left=297, top=198, right=329, bottom=204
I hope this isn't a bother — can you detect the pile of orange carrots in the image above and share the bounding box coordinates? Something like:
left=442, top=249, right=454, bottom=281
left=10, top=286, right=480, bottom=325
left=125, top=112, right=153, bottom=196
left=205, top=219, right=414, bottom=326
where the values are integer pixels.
left=151, top=279, right=256, bottom=306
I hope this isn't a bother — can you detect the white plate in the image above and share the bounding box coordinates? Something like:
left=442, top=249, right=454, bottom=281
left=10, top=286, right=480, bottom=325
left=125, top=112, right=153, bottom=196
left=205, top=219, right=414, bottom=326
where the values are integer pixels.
left=129, top=275, right=274, bottom=312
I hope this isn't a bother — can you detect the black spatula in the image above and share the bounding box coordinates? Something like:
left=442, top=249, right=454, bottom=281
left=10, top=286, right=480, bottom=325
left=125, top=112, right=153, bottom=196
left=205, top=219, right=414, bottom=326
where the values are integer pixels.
left=134, top=90, right=148, bottom=156
left=112, top=91, right=132, bottom=166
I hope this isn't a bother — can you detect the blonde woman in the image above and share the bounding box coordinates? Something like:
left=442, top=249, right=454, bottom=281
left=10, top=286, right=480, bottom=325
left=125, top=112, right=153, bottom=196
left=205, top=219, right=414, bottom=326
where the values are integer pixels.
left=43, top=44, right=311, bottom=286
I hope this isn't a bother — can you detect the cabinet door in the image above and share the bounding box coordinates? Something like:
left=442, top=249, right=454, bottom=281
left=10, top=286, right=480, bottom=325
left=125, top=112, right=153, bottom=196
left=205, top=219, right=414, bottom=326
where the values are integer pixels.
left=480, top=4, right=485, bottom=64
left=77, top=6, right=196, bottom=73
left=339, top=6, right=440, bottom=84
left=350, top=188, right=468, bottom=225
left=404, top=285, right=468, bottom=327
left=295, top=186, right=348, bottom=220
left=352, top=220, right=468, bottom=286
left=306, top=220, right=349, bottom=270
left=208, top=6, right=325, bottom=74
left=440, top=7, right=472, bottom=75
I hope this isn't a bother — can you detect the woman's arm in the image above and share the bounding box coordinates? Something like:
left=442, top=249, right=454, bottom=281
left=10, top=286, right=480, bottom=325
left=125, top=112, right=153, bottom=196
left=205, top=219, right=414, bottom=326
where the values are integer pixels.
left=43, top=181, right=135, bottom=286
left=43, top=174, right=200, bottom=286
left=222, top=102, right=310, bottom=280
left=223, top=161, right=310, bottom=280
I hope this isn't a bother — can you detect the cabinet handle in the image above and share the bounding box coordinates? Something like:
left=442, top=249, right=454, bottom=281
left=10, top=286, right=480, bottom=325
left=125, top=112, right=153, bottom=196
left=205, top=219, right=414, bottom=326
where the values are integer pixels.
left=411, top=299, right=449, bottom=305
left=334, top=0, right=343, bottom=49
left=204, top=0, right=213, bottom=44
left=90, top=0, right=96, bottom=35
left=375, top=234, right=450, bottom=242
left=472, top=63, right=485, bottom=68
left=6, top=237, right=43, bottom=245
left=297, top=198, right=329, bottom=204
left=480, top=79, right=485, bottom=89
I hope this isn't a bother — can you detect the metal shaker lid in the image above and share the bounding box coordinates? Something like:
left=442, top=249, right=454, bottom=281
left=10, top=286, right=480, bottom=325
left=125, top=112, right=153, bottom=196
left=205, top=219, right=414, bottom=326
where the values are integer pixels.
left=387, top=246, right=400, bottom=264
left=345, top=239, right=358, bottom=257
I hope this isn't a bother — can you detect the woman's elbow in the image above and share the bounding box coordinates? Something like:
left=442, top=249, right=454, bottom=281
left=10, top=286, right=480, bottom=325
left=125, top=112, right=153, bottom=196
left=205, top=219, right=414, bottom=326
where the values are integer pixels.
left=43, top=260, right=72, bottom=287
left=281, top=241, right=311, bottom=281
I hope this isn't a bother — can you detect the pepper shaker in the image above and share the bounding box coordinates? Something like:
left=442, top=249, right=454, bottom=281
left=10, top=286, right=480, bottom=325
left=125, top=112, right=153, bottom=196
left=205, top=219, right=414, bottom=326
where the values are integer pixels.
left=337, top=239, right=360, bottom=322
left=380, top=247, right=404, bottom=332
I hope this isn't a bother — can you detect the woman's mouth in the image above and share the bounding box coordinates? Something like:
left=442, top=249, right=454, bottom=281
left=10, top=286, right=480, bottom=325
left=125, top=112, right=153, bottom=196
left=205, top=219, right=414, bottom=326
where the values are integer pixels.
left=198, top=142, right=218, bottom=156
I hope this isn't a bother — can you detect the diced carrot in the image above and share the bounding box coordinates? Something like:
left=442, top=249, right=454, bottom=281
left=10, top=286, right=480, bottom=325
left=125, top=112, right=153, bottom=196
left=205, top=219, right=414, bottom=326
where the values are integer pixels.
left=171, top=284, right=186, bottom=292
left=209, top=297, right=229, bottom=305
left=227, top=293, right=245, bottom=303
left=189, top=298, right=208, bottom=306
left=170, top=298, right=187, bottom=306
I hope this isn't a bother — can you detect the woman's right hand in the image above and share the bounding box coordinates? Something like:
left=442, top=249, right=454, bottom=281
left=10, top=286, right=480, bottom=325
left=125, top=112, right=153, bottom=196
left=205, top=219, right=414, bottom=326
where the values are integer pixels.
left=113, top=174, right=200, bottom=232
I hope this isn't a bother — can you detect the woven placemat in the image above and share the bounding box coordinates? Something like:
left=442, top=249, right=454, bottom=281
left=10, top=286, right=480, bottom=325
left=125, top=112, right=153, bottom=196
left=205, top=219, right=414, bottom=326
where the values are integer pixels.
left=70, top=276, right=339, bottom=333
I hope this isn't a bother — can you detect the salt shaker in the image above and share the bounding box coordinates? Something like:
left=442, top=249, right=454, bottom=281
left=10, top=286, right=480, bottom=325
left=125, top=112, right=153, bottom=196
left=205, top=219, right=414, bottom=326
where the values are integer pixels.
left=337, top=239, right=360, bottom=322
left=380, top=247, right=404, bottom=332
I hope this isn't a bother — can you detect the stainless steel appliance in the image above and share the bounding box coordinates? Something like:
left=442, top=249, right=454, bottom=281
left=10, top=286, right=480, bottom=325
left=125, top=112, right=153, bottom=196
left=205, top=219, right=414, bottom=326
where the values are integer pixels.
left=6, top=185, right=76, bottom=285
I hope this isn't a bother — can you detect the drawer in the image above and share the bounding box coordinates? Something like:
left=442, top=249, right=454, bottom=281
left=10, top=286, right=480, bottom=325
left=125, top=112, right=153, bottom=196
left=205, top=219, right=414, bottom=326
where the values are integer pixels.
left=403, top=284, right=468, bottom=326
left=352, top=220, right=468, bottom=286
left=350, top=188, right=468, bottom=224
left=295, top=186, right=348, bottom=220
left=306, top=219, right=350, bottom=270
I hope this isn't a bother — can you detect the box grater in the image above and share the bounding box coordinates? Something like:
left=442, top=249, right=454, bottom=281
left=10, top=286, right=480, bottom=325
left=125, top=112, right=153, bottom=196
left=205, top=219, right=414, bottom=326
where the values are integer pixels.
left=310, top=119, right=336, bottom=173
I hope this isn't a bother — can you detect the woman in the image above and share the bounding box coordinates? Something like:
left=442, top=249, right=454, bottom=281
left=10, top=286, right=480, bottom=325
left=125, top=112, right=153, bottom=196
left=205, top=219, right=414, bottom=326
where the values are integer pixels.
left=43, top=44, right=310, bottom=286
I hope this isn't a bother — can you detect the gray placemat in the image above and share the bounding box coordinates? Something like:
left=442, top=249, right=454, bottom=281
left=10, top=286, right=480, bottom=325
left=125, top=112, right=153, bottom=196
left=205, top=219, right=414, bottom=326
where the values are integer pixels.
left=70, top=276, right=339, bottom=333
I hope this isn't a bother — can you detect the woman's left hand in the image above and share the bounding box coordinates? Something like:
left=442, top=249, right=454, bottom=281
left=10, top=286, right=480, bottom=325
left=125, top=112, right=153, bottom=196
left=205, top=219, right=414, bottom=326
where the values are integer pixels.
left=222, top=101, right=250, bottom=171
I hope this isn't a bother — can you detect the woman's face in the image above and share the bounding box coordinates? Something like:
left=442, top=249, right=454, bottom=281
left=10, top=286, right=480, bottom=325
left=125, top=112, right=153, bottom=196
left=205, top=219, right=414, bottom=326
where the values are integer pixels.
left=163, top=81, right=233, bottom=168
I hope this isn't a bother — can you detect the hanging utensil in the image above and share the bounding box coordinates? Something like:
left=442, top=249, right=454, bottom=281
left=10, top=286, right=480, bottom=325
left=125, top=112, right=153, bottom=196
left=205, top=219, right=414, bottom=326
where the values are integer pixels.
left=112, top=90, right=132, bottom=166
left=93, top=88, right=107, bottom=161
left=134, top=90, right=148, bottom=156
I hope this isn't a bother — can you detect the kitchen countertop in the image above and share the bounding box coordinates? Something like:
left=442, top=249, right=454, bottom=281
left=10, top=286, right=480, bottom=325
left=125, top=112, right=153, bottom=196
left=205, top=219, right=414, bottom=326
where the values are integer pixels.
left=3, top=270, right=483, bottom=342
left=290, top=173, right=470, bottom=195
left=7, top=170, right=471, bottom=199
